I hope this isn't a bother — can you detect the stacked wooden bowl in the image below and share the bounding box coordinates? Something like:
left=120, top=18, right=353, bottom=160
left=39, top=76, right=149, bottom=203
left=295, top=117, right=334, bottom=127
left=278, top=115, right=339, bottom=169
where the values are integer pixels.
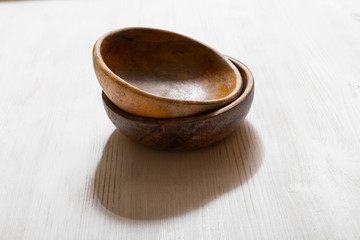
left=93, top=28, right=254, bottom=151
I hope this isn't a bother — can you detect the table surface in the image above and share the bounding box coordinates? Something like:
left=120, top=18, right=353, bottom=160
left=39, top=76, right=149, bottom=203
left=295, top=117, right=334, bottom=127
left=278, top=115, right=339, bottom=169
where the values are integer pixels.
left=1, top=0, right=360, bottom=239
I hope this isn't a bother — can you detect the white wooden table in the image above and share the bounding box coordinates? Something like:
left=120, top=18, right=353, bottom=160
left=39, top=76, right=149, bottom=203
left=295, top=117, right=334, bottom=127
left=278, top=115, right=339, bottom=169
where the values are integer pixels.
left=1, top=0, right=360, bottom=239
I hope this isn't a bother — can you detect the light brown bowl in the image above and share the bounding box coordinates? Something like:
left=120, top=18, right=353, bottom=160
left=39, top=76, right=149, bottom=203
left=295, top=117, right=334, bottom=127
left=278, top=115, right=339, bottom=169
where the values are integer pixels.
left=93, top=27, right=242, bottom=118
left=102, top=56, right=254, bottom=151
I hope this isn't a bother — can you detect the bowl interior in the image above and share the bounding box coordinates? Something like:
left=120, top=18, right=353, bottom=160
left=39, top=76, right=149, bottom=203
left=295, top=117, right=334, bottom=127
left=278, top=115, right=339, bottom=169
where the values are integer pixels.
left=99, top=28, right=241, bottom=102
left=102, top=56, right=254, bottom=124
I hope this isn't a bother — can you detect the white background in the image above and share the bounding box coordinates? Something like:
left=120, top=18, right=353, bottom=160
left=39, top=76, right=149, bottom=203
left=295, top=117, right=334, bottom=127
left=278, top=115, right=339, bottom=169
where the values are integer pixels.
left=1, top=0, right=360, bottom=239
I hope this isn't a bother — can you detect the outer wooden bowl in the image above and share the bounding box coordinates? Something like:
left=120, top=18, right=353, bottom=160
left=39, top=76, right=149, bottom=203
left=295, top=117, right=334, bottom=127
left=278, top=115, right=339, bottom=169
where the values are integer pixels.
left=93, top=27, right=242, bottom=118
left=102, top=57, right=254, bottom=151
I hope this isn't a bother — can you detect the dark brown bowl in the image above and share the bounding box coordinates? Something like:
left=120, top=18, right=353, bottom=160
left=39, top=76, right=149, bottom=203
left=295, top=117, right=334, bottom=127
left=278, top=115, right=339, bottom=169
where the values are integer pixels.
left=102, top=56, right=254, bottom=151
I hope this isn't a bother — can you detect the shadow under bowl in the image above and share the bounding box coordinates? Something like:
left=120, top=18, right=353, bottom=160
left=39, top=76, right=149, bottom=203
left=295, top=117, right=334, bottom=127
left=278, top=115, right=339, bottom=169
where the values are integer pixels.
left=102, top=56, right=254, bottom=151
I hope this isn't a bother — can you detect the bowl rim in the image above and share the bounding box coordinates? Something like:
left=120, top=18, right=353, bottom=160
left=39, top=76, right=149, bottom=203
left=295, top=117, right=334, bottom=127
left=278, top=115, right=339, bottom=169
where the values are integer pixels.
left=103, top=56, right=254, bottom=124
left=94, top=27, right=243, bottom=106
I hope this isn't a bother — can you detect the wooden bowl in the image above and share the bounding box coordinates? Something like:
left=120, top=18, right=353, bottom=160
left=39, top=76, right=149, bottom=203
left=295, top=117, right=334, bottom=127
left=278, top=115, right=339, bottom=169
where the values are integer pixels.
left=93, top=27, right=242, bottom=118
left=102, top=56, right=254, bottom=151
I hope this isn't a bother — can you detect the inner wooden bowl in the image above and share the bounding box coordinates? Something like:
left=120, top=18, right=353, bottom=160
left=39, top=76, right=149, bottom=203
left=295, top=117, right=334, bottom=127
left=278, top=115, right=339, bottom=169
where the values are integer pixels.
left=102, top=56, right=254, bottom=151
left=93, top=27, right=242, bottom=118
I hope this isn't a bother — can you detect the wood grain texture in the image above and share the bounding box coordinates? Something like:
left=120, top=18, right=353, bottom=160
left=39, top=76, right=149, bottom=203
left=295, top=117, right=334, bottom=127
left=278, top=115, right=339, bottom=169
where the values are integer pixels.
left=93, top=27, right=243, bottom=118
left=101, top=57, right=254, bottom=151
left=0, top=0, right=360, bottom=239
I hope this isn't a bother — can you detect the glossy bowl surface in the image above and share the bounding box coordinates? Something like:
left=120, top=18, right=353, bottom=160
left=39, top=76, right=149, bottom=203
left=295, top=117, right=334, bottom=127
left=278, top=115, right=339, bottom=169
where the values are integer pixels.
left=102, top=56, right=254, bottom=151
left=94, top=27, right=242, bottom=118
